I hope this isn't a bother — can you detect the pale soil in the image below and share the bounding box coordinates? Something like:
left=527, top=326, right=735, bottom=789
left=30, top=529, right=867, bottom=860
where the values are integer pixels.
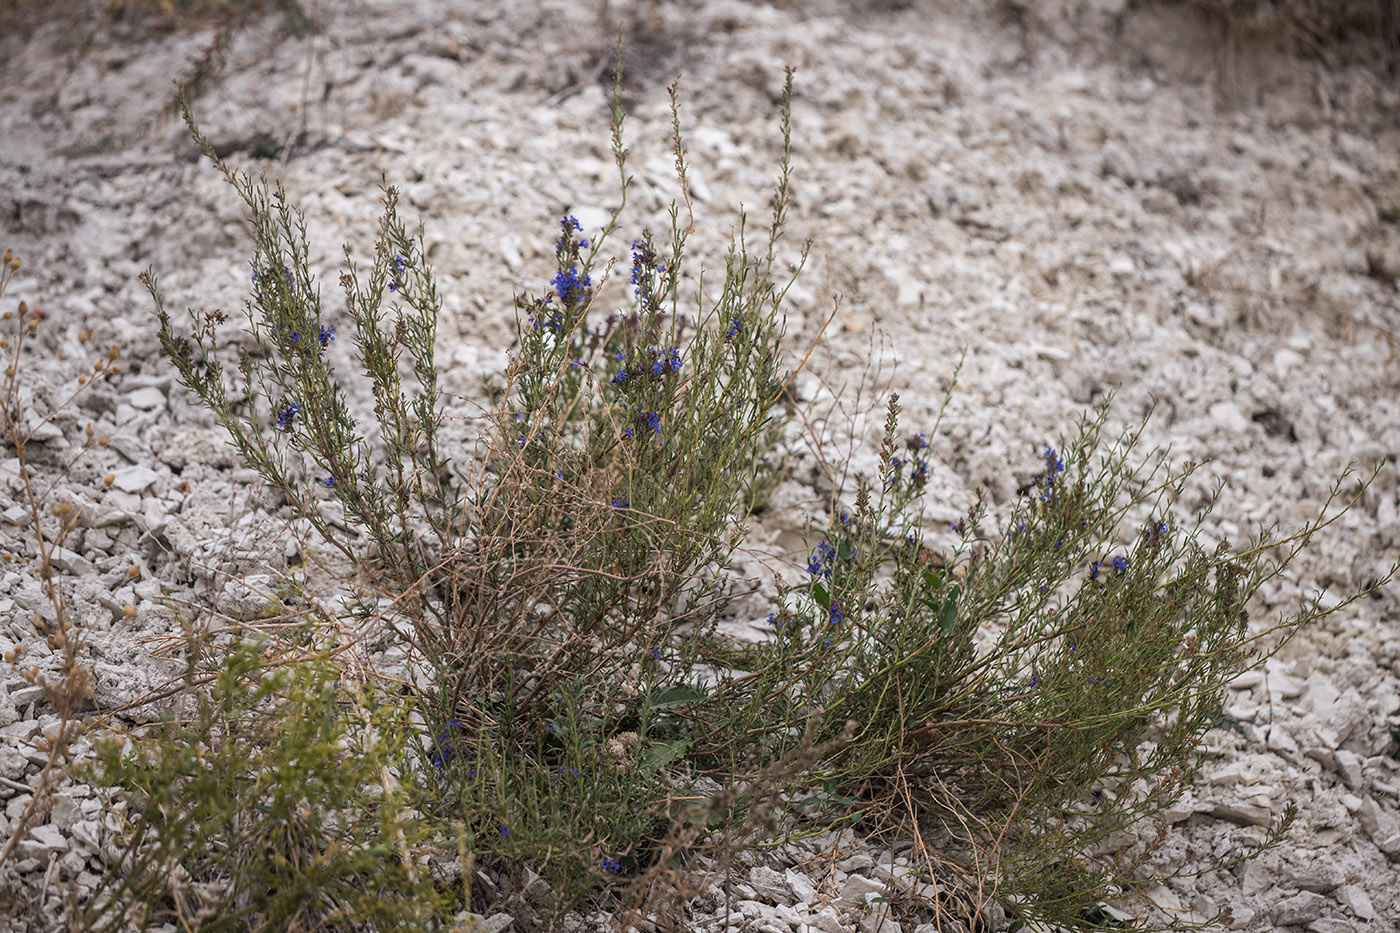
left=0, top=0, right=1398, bottom=930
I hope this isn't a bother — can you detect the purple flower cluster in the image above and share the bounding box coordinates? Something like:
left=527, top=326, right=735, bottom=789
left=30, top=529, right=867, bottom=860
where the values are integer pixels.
left=267, top=317, right=334, bottom=357
left=1090, top=555, right=1130, bottom=582
left=612, top=346, right=682, bottom=386
left=429, top=718, right=465, bottom=769
left=551, top=266, right=592, bottom=306
left=617, top=410, right=665, bottom=440
left=276, top=402, right=300, bottom=430
left=556, top=215, right=585, bottom=251
left=649, top=347, right=683, bottom=376
left=806, top=539, right=836, bottom=578
left=629, top=239, right=667, bottom=313
left=388, top=253, right=407, bottom=293
left=909, top=458, right=928, bottom=487
left=1036, top=447, right=1067, bottom=502
left=888, top=432, right=931, bottom=489
left=530, top=307, right=565, bottom=333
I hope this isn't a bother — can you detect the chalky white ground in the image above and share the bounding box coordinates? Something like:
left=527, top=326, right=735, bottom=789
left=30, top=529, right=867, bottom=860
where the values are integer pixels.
left=1, top=0, right=1398, bottom=930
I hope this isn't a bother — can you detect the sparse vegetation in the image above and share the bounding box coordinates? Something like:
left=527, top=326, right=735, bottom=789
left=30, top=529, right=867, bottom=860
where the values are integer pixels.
left=122, top=61, right=1396, bottom=931
left=2, top=8, right=1396, bottom=929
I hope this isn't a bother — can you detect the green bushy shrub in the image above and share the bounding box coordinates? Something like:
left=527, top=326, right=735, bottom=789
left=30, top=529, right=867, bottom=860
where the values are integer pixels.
left=76, top=627, right=452, bottom=931
left=130, top=64, right=1393, bottom=932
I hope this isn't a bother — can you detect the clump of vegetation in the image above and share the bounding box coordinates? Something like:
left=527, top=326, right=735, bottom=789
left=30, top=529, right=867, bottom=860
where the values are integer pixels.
left=76, top=629, right=452, bottom=932
left=124, top=58, right=1394, bottom=932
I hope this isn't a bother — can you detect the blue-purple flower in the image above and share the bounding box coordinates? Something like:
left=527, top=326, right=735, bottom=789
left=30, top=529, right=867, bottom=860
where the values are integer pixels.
left=806, top=539, right=837, bottom=578
left=429, top=718, right=464, bottom=769
left=388, top=253, right=407, bottom=292
left=1037, top=446, right=1066, bottom=502
left=551, top=266, right=592, bottom=305
left=276, top=402, right=300, bottom=430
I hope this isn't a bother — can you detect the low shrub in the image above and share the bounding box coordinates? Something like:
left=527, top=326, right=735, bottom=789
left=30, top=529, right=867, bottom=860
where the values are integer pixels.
left=127, top=62, right=1395, bottom=932
left=76, top=629, right=452, bottom=931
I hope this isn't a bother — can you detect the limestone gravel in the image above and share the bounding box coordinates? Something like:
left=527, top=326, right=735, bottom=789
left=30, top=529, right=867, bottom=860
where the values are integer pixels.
left=0, top=0, right=1397, bottom=930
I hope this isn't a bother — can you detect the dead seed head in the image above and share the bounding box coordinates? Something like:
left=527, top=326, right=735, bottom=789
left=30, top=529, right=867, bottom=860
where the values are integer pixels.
left=103, top=474, right=115, bottom=487
left=123, top=605, right=138, bottom=619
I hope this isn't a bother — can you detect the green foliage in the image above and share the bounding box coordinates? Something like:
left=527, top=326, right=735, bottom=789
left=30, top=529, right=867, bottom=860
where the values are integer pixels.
left=145, top=63, right=809, bottom=922
left=134, top=61, right=1395, bottom=932
left=76, top=629, right=453, bottom=932
left=693, top=397, right=1392, bottom=929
